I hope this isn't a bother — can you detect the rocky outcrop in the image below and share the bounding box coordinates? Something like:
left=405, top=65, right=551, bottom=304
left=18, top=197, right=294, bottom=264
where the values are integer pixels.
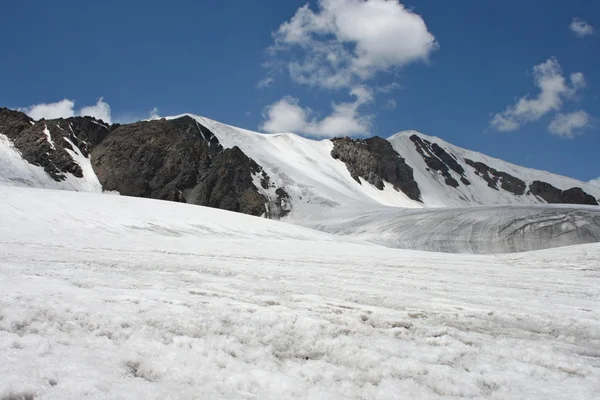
left=529, top=181, right=598, bottom=206
left=409, top=134, right=465, bottom=188
left=91, top=117, right=271, bottom=216
left=0, top=107, right=110, bottom=181
left=331, top=136, right=421, bottom=201
left=464, top=159, right=526, bottom=195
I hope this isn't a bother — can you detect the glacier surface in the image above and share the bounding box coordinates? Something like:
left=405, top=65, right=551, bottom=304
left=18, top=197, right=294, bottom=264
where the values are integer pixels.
left=1, top=186, right=600, bottom=399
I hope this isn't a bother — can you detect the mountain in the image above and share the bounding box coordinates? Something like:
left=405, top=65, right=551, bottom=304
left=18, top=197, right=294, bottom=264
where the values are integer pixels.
left=2, top=106, right=600, bottom=253
left=2, top=107, right=598, bottom=215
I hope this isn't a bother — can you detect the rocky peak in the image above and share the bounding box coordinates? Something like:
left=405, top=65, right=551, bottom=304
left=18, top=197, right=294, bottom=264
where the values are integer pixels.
left=0, top=108, right=110, bottom=181
left=91, top=117, right=270, bottom=215
left=331, top=136, right=422, bottom=201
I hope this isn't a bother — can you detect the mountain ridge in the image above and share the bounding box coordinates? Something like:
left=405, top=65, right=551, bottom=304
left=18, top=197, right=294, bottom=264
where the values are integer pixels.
left=1, top=107, right=598, bottom=221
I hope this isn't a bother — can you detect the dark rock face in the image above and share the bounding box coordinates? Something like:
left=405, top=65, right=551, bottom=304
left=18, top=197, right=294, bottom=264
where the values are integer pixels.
left=529, top=181, right=598, bottom=206
left=331, top=136, right=421, bottom=201
left=0, top=107, right=110, bottom=181
left=91, top=117, right=271, bottom=216
left=409, top=135, right=465, bottom=188
left=464, top=159, right=526, bottom=195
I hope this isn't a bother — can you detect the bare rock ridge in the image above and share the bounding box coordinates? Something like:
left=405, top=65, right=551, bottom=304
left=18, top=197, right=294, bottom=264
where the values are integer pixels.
left=464, top=159, right=526, bottom=195
left=0, top=107, right=110, bottom=181
left=529, top=181, right=598, bottom=205
left=406, top=132, right=598, bottom=206
left=92, top=116, right=285, bottom=216
left=0, top=109, right=288, bottom=217
left=330, top=136, right=422, bottom=201
left=409, top=134, right=469, bottom=188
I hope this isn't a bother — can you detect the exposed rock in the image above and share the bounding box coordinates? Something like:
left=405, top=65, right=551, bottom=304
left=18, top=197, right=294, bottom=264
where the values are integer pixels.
left=431, top=143, right=466, bottom=175
left=409, top=135, right=464, bottom=188
left=0, top=107, right=110, bottom=181
left=186, top=146, right=269, bottom=216
left=529, top=181, right=598, bottom=206
left=464, top=159, right=526, bottom=195
left=91, top=117, right=269, bottom=216
left=331, top=136, right=421, bottom=201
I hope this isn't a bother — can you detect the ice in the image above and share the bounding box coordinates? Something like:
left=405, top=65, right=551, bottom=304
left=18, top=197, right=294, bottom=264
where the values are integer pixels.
left=298, top=204, right=600, bottom=253
left=1, top=185, right=600, bottom=399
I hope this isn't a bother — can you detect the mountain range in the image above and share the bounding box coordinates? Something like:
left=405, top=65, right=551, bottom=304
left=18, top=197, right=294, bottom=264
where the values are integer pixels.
left=2, top=106, right=599, bottom=253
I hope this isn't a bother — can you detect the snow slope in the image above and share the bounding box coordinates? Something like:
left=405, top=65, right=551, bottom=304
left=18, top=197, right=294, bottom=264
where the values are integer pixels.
left=0, top=132, right=102, bottom=192
left=301, top=204, right=600, bottom=253
left=389, top=131, right=600, bottom=207
left=1, top=185, right=600, bottom=399
left=186, top=116, right=600, bottom=214
left=172, top=115, right=423, bottom=218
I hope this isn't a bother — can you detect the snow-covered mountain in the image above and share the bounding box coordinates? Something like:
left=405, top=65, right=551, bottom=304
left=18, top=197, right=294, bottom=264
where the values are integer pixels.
left=194, top=116, right=600, bottom=218
left=2, top=106, right=600, bottom=253
left=2, top=107, right=598, bottom=219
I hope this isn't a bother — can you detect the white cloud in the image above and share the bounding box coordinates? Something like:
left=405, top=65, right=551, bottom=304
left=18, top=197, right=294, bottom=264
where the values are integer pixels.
left=386, top=99, right=397, bottom=110
left=20, top=98, right=112, bottom=124
left=548, top=111, right=590, bottom=138
left=79, top=98, right=112, bottom=124
left=19, top=99, right=76, bottom=121
left=589, top=177, right=600, bottom=187
left=20, top=98, right=161, bottom=125
left=260, top=87, right=373, bottom=137
left=490, top=58, right=586, bottom=132
left=267, top=0, right=437, bottom=89
left=570, top=18, right=594, bottom=38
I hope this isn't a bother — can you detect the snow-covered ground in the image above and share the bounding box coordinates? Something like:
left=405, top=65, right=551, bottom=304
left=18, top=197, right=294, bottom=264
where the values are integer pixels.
left=1, top=186, right=600, bottom=399
left=299, top=204, right=600, bottom=253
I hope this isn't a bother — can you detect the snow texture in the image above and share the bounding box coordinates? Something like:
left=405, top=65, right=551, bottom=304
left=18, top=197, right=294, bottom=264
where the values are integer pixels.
left=301, top=204, right=600, bottom=253
left=1, top=185, right=600, bottom=399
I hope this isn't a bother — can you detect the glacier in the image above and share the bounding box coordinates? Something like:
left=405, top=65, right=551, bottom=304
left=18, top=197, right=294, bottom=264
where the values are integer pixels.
left=1, top=185, right=600, bottom=399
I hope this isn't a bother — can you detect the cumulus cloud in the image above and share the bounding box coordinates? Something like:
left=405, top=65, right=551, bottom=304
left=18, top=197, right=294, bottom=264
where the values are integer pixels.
left=570, top=18, right=594, bottom=38
left=490, top=58, right=586, bottom=132
left=19, top=99, right=76, bottom=121
left=548, top=111, right=590, bottom=138
left=79, top=98, right=112, bottom=124
left=20, top=98, right=112, bottom=124
left=589, top=177, right=600, bottom=187
left=260, top=87, right=373, bottom=137
left=258, top=0, right=436, bottom=137
left=20, top=98, right=160, bottom=125
left=267, top=0, right=438, bottom=90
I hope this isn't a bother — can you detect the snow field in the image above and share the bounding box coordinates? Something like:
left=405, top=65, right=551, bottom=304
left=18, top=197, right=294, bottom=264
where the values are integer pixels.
left=1, top=186, right=600, bottom=399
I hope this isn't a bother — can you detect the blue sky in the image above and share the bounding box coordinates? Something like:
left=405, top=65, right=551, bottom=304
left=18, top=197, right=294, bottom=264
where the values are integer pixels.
left=1, top=0, right=598, bottom=183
